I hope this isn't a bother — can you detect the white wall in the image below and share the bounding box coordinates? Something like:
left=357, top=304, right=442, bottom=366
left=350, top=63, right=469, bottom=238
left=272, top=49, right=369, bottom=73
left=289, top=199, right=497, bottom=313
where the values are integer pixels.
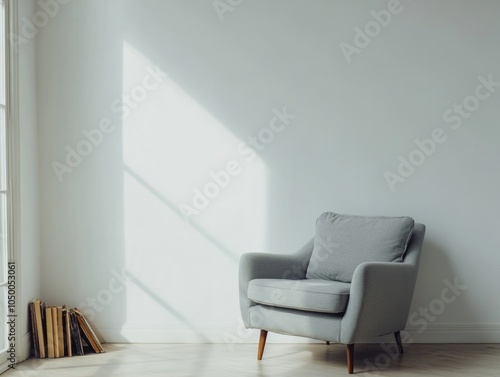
left=36, top=0, right=500, bottom=343
left=16, top=0, right=40, bottom=361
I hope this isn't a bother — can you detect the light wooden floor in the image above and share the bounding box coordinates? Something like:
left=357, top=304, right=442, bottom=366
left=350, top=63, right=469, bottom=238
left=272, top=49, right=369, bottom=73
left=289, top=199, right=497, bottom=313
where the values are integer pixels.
left=4, top=343, right=500, bottom=377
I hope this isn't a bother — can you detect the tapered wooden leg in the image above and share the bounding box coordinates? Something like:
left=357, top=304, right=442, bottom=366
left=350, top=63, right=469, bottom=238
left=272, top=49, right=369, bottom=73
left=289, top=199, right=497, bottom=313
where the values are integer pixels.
left=346, top=344, right=354, bottom=374
left=394, top=331, right=404, bottom=354
left=257, top=330, right=268, bottom=360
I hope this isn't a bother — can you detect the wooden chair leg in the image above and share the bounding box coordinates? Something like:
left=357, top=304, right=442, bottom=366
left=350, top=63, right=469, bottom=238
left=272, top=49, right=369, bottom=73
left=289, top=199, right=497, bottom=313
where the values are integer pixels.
left=346, top=344, right=354, bottom=374
left=394, top=331, right=404, bottom=354
left=257, top=330, right=268, bottom=360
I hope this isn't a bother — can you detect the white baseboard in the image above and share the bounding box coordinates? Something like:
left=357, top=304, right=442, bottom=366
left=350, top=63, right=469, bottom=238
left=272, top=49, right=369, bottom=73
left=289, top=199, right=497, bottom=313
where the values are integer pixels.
left=402, top=323, right=500, bottom=343
left=95, top=323, right=500, bottom=344
left=18, top=332, right=32, bottom=362
left=96, top=324, right=264, bottom=344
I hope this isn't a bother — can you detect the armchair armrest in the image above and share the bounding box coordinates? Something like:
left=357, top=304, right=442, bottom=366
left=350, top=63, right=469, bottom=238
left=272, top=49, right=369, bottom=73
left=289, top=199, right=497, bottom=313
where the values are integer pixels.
left=340, top=261, right=418, bottom=344
left=238, top=238, right=314, bottom=327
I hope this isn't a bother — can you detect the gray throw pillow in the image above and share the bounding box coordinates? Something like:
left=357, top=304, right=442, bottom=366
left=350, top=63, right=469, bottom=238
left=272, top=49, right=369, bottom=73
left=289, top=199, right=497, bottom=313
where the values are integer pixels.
left=305, top=212, right=414, bottom=283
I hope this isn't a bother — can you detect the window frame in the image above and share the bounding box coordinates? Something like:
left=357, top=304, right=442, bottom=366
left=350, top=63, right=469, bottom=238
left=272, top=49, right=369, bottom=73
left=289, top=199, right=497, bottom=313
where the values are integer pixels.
left=0, top=0, right=20, bottom=372
left=0, top=0, right=9, bottom=369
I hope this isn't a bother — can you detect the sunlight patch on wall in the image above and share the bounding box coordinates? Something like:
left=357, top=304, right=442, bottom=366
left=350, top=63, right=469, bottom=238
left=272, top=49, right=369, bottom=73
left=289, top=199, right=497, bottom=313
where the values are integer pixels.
left=121, top=41, right=268, bottom=329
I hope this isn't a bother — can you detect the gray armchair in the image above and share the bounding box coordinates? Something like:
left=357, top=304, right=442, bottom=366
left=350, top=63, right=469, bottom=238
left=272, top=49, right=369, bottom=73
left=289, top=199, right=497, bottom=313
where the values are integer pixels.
left=239, top=212, right=425, bottom=374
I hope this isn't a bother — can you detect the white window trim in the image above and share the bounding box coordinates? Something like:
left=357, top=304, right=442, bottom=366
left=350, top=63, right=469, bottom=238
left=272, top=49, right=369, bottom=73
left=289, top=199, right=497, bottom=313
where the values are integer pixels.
left=0, top=0, right=8, bottom=372
left=6, top=0, right=20, bottom=269
left=1, top=0, right=20, bottom=373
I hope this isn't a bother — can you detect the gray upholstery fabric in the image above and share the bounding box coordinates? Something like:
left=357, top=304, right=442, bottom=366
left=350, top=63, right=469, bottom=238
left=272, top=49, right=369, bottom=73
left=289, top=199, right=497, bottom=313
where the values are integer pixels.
left=306, top=212, right=415, bottom=282
left=239, top=238, right=314, bottom=327
left=340, top=223, right=425, bottom=343
left=248, top=305, right=343, bottom=343
left=248, top=278, right=350, bottom=313
left=239, top=222, right=426, bottom=345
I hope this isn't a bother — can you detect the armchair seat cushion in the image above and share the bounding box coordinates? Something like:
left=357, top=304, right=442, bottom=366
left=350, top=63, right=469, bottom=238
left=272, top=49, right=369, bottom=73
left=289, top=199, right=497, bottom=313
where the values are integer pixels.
left=248, top=278, right=351, bottom=314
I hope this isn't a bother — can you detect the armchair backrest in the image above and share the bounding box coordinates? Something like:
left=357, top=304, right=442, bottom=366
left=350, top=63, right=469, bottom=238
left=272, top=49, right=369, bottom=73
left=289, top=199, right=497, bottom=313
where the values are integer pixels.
left=294, top=222, right=426, bottom=281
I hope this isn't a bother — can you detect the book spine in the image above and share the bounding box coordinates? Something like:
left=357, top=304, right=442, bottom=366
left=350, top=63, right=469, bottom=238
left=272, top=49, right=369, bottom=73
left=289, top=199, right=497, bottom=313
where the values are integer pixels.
left=46, top=308, right=54, bottom=358
left=57, top=307, right=64, bottom=356
left=52, top=307, right=59, bottom=358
